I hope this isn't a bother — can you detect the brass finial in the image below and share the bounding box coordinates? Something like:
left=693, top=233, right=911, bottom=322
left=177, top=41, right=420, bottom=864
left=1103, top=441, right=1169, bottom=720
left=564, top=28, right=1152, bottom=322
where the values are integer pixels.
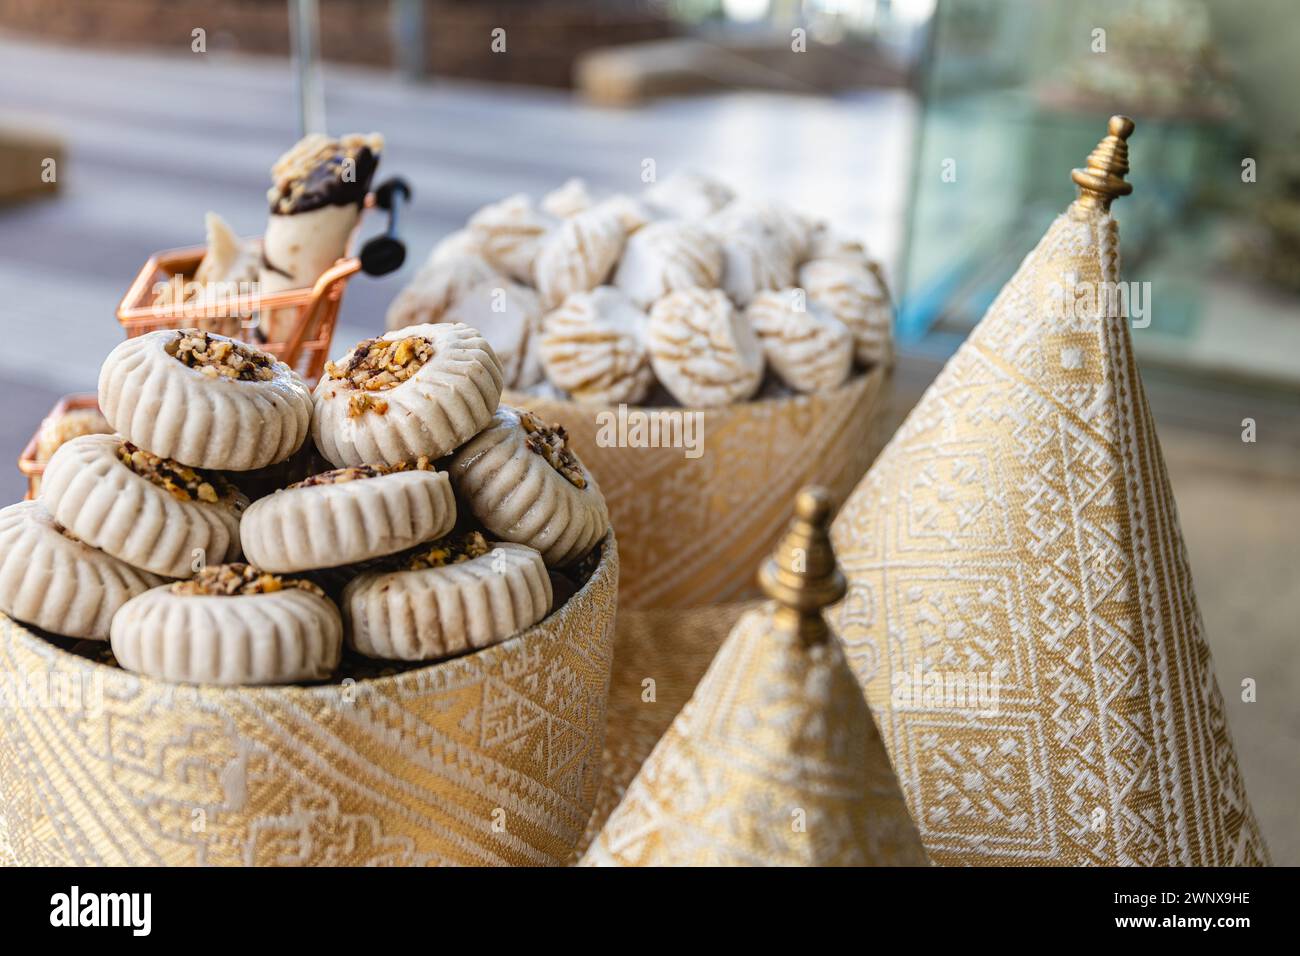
left=1072, top=115, right=1135, bottom=210
left=758, top=486, right=847, bottom=645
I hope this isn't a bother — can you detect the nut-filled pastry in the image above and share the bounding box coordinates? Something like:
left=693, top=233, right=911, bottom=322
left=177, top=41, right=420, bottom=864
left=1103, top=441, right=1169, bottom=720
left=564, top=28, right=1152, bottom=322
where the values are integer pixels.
left=98, top=329, right=313, bottom=471
left=40, top=434, right=246, bottom=579
left=449, top=406, right=609, bottom=567
left=312, top=323, right=504, bottom=467
left=240, top=457, right=456, bottom=573
left=0, top=500, right=164, bottom=640
left=341, top=531, right=551, bottom=661
left=111, top=563, right=343, bottom=685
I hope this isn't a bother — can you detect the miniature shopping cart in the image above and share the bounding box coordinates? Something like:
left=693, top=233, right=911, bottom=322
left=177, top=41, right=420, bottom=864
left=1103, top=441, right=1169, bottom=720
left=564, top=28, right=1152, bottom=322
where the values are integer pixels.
left=17, top=178, right=410, bottom=498
left=115, top=178, right=410, bottom=383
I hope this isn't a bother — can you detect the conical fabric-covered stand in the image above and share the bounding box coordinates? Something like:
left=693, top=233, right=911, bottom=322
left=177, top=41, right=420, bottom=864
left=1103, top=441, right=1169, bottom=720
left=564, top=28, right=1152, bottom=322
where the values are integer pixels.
left=584, top=488, right=927, bottom=866
left=831, top=117, right=1269, bottom=866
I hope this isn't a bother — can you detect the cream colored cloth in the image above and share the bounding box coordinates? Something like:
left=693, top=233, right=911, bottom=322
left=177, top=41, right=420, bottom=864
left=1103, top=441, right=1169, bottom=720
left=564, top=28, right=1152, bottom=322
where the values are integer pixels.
left=582, top=603, right=927, bottom=866
left=831, top=201, right=1269, bottom=866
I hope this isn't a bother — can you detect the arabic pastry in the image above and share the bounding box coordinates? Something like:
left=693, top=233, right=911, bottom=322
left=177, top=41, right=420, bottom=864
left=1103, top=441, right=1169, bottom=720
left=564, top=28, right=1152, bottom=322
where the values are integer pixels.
left=259, top=132, right=382, bottom=339
left=441, top=278, right=545, bottom=388
left=799, top=258, right=893, bottom=366
left=312, top=323, right=504, bottom=468
left=0, top=500, right=164, bottom=640
left=429, top=228, right=487, bottom=264
left=467, top=193, right=556, bottom=284
left=706, top=200, right=801, bottom=305
left=541, top=177, right=594, bottom=219
left=448, top=406, right=609, bottom=567
left=240, top=458, right=456, bottom=573
left=647, top=288, right=764, bottom=407
left=613, top=220, right=723, bottom=308
left=746, top=289, right=853, bottom=394
left=538, top=286, right=654, bottom=405
left=98, top=329, right=313, bottom=471
left=533, top=201, right=628, bottom=308
left=384, top=251, right=501, bottom=331
left=34, top=405, right=111, bottom=462
left=110, top=564, right=342, bottom=685
left=341, top=532, right=551, bottom=661
left=643, top=170, right=734, bottom=220
left=805, top=224, right=867, bottom=264
left=39, top=434, right=245, bottom=579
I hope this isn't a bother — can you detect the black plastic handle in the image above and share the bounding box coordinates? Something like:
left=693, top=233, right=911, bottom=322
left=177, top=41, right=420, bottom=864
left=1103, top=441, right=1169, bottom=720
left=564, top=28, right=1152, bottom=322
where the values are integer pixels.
left=359, top=176, right=412, bottom=277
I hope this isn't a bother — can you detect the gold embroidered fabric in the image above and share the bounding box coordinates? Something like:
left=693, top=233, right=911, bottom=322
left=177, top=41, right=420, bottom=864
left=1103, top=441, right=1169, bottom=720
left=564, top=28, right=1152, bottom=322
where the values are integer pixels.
left=831, top=200, right=1269, bottom=866
left=582, top=603, right=928, bottom=866
left=578, top=603, right=752, bottom=858
left=508, top=365, right=887, bottom=609
left=0, top=541, right=618, bottom=867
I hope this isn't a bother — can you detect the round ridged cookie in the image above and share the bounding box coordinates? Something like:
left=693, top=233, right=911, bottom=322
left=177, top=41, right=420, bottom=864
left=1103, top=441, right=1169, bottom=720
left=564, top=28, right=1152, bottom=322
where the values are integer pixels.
left=312, top=323, right=504, bottom=468
left=448, top=406, right=609, bottom=567
left=0, top=501, right=165, bottom=640
left=110, top=565, right=342, bottom=685
left=746, top=289, right=853, bottom=394
left=240, top=463, right=457, bottom=573
left=538, top=286, right=654, bottom=405
left=342, top=535, right=551, bottom=661
left=647, top=288, right=764, bottom=407
left=40, top=434, right=245, bottom=579
left=98, top=329, right=312, bottom=471
left=613, top=220, right=723, bottom=308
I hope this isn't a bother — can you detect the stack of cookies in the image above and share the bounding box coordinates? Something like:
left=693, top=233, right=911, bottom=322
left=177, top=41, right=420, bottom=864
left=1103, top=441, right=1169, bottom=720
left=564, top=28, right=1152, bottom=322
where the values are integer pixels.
left=386, top=170, right=892, bottom=408
left=0, top=323, right=609, bottom=686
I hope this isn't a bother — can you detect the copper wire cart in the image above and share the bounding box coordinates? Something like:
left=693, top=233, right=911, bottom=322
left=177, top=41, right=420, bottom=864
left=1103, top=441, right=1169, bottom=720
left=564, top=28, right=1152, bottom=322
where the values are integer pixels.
left=18, top=178, right=410, bottom=498
left=116, top=178, right=409, bottom=383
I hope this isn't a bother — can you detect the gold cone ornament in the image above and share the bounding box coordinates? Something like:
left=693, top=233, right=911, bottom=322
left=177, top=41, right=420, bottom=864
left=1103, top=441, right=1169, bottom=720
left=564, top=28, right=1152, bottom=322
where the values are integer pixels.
left=831, top=117, right=1269, bottom=866
left=582, top=488, right=928, bottom=866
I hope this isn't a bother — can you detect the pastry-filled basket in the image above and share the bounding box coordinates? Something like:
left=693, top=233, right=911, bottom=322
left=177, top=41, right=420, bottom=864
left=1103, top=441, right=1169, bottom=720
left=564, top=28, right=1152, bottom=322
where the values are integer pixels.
left=0, top=534, right=618, bottom=867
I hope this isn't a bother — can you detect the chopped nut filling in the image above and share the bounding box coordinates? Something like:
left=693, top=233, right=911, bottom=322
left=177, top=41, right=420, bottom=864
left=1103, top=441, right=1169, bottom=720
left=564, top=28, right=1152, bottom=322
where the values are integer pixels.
left=291, top=457, right=433, bottom=489
left=401, top=531, right=491, bottom=571
left=167, top=330, right=276, bottom=382
left=326, top=336, right=434, bottom=411
left=347, top=393, right=389, bottom=418
left=172, top=563, right=325, bottom=598
left=118, top=441, right=233, bottom=504
left=519, top=410, right=587, bottom=489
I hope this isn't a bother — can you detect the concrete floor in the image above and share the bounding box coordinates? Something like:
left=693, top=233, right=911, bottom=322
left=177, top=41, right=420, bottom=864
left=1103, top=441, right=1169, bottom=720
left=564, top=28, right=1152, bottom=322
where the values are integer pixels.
left=0, top=35, right=1293, bottom=865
